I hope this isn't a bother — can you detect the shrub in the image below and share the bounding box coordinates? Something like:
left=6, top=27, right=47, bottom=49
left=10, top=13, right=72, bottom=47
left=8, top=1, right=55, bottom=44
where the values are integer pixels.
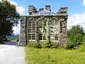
left=79, top=43, right=85, bottom=52
left=82, top=36, right=85, bottom=42
left=66, top=34, right=83, bottom=49
left=51, top=42, right=58, bottom=48
left=27, top=42, right=41, bottom=48
left=41, top=41, right=51, bottom=48
left=41, top=41, right=58, bottom=48
left=66, top=39, right=74, bottom=49
left=27, top=41, right=58, bottom=48
left=72, top=34, right=83, bottom=45
left=27, top=42, right=34, bottom=47
left=33, top=42, right=41, bottom=48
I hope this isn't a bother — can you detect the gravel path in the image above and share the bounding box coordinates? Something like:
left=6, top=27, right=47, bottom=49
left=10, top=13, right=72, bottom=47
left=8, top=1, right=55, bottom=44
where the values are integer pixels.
left=0, top=41, right=25, bottom=64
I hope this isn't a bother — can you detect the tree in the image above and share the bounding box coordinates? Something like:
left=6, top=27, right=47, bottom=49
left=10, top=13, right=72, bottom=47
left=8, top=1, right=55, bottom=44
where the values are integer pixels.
left=68, top=25, right=84, bottom=41
left=73, top=34, right=83, bottom=46
left=67, top=25, right=84, bottom=48
left=0, top=0, right=20, bottom=42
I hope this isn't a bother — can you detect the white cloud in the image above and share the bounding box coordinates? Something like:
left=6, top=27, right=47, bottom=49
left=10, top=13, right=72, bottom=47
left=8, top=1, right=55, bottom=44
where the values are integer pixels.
left=16, top=6, right=25, bottom=15
left=13, top=21, right=20, bottom=34
left=8, top=0, right=25, bottom=15
left=9, top=0, right=17, bottom=5
left=67, top=12, right=85, bottom=32
left=7, top=0, right=25, bottom=34
left=0, top=0, right=17, bottom=5
left=83, top=0, right=85, bottom=5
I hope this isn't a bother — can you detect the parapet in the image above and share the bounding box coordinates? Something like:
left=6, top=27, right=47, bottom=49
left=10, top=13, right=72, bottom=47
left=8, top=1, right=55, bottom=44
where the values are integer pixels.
left=28, top=5, right=37, bottom=15
left=57, top=7, right=68, bottom=15
left=45, top=5, right=51, bottom=11
left=28, top=5, right=68, bottom=16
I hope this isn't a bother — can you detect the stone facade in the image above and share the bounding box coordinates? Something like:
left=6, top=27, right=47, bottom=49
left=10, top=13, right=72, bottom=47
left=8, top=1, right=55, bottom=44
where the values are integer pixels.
left=19, top=5, right=68, bottom=46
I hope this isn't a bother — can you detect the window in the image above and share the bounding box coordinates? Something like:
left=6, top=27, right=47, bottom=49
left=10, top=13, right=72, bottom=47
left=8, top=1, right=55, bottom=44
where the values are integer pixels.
left=28, top=34, right=31, bottom=40
left=55, top=34, right=58, bottom=40
left=39, top=34, right=42, bottom=40
left=32, top=34, right=35, bottom=40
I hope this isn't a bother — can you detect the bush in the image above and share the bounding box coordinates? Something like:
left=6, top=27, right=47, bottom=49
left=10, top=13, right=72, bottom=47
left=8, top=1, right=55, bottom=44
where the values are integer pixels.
left=27, top=43, right=34, bottom=47
left=33, top=42, right=41, bottom=48
left=27, top=41, right=58, bottom=48
left=66, top=39, right=74, bottom=49
left=41, top=41, right=58, bottom=48
left=51, top=42, right=58, bottom=48
left=66, top=34, right=83, bottom=49
left=41, top=41, right=51, bottom=48
left=72, top=34, right=83, bottom=45
left=27, top=42, right=41, bottom=48
left=82, top=36, right=85, bottom=42
left=79, top=43, right=85, bottom=52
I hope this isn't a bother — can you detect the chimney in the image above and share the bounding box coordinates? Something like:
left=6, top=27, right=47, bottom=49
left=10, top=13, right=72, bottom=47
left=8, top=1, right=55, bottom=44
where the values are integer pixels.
left=45, top=5, right=51, bottom=11
left=28, top=5, right=37, bottom=15
left=39, top=8, right=44, bottom=12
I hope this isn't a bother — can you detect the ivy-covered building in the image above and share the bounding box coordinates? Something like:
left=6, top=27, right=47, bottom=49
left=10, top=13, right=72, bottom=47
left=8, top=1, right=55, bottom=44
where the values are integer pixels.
left=19, top=5, right=68, bottom=46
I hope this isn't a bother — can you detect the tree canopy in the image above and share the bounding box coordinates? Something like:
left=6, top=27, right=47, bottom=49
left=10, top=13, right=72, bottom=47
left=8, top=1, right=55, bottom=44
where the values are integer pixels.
left=67, top=25, right=84, bottom=48
left=0, top=0, right=20, bottom=42
left=68, top=25, right=84, bottom=40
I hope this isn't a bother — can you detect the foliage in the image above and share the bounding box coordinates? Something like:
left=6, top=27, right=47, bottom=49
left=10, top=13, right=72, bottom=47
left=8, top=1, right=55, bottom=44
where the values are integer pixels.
left=0, top=0, right=20, bottom=41
left=43, top=20, right=46, bottom=40
left=72, top=34, right=83, bottom=46
left=82, top=36, right=85, bottom=42
left=79, top=42, right=85, bottom=52
left=27, top=43, right=34, bottom=47
left=43, top=20, right=46, bottom=32
left=67, top=25, right=84, bottom=49
left=27, top=41, right=58, bottom=48
left=66, top=34, right=83, bottom=49
left=79, top=45, right=85, bottom=52
left=68, top=25, right=84, bottom=40
left=66, top=39, right=74, bottom=49
left=8, top=38, right=18, bottom=40
left=33, top=42, right=42, bottom=48
left=50, top=42, right=58, bottom=48
left=41, top=41, right=51, bottom=48
left=41, top=41, right=58, bottom=48
left=27, top=42, right=41, bottom=48
left=25, top=47, right=85, bottom=64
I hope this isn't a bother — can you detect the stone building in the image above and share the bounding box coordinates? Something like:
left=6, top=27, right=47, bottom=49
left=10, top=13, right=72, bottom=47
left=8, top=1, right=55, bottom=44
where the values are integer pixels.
left=19, top=5, right=68, bottom=46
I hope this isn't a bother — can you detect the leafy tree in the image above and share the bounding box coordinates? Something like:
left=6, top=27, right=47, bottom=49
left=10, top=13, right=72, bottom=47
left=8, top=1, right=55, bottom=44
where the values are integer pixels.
left=73, top=34, right=83, bottom=45
left=0, top=0, right=20, bottom=42
left=66, top=39, right=74, bottom=49
left=68, top=25, right=84, bottom=41
left=67, top=25, right=84, bottom=48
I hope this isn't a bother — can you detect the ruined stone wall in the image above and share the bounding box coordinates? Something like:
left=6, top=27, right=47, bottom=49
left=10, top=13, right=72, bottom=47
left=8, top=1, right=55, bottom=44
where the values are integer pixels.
left=58, top=17, right=67, bottom=47
left=19, top=15, right=67, bottom=46
left=19, top=5, right=68, bottom=46
left=19, top=16, right=27, bottom=46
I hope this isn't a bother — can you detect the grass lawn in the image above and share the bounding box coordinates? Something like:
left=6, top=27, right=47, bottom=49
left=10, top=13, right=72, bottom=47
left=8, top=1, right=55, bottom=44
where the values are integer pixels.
left=25, top=46, right=85, bottom=64
left=8, top=38, right=18, bottom=40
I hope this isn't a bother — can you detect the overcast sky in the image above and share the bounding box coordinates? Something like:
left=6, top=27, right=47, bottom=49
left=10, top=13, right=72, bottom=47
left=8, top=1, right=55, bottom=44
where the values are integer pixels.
left=1, top=0, right=85, bottom=34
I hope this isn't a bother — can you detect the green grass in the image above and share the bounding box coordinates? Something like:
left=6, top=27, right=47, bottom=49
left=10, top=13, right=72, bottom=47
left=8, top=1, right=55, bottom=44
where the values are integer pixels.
left=25, top=46, right=85, bottom=64
left=8, top=38, right=18, bottom=40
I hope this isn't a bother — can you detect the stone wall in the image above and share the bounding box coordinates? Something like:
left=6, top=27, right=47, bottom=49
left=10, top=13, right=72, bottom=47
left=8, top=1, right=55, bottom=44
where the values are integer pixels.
left=19, top=16, right=27, bottom=46
left=19, top=5, right=68, bottom=46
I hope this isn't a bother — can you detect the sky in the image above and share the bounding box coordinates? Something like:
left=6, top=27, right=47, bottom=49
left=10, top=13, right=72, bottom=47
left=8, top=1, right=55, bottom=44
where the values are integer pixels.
left=0, top=0, right=85, bottom=34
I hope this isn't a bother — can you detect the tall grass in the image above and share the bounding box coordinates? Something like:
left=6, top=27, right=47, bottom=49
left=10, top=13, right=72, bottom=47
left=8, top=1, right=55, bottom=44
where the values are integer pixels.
left=25, top=46, right=85, bottom=64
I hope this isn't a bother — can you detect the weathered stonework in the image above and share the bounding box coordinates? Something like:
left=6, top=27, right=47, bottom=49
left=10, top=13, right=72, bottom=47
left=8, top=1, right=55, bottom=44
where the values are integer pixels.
left=19, top=5, right=68, bottom=46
